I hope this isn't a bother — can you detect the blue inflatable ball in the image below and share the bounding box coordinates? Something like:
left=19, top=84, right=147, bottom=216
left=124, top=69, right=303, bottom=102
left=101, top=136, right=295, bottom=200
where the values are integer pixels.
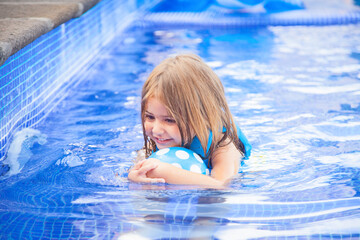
left=148, top=147, right=210, bottom=175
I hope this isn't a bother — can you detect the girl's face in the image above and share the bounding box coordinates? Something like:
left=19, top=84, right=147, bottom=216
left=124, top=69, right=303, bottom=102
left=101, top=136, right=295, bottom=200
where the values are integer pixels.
left=144, top=97, right=182, bottom=149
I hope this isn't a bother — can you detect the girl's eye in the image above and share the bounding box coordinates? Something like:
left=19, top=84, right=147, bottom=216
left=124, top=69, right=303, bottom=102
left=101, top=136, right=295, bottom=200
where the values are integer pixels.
left=145, top=114, right=155, bottom=120
left=165, top=118, right=176, bottom=124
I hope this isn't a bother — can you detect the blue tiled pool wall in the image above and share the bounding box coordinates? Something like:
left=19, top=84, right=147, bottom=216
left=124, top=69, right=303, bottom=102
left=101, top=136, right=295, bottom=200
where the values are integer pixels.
left=0, top=0, right=153, bottom=162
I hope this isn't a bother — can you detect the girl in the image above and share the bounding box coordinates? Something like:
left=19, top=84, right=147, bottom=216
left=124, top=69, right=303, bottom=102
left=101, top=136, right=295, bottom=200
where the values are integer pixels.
left=128, top=54, right=251, bottom=188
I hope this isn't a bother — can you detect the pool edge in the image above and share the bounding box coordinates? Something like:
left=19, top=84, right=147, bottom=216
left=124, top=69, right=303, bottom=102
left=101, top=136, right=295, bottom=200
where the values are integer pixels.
left=0, top=0, right=154, bottom=164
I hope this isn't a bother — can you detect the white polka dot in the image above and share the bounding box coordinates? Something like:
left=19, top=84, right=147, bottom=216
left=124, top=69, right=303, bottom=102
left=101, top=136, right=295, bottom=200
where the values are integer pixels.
left=193, top=153, right=203, bottom=163
left=156, top=148, right=170, bottom=156
left=190, top=165, right=202, bottom=173
left=175, top=150, right=189, bottom=159
left=171, top=163, right=182, bottom=169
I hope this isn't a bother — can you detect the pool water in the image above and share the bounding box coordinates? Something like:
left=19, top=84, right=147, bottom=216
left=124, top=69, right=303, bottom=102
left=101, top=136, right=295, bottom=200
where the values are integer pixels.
left=1, top=23, right=360, bottom=239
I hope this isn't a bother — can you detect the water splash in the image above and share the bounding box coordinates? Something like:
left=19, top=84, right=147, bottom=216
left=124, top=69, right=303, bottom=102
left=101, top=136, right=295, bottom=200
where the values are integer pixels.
left=56, top=149, right=85, bottom=167
left=1, top=128, right=47, bottom=176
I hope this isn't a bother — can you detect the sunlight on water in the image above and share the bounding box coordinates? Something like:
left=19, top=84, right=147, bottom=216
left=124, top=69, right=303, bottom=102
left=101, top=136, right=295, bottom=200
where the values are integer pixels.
left=287, top=83, right=360, bottom=94
left=318, top=152, right=360, bottom=168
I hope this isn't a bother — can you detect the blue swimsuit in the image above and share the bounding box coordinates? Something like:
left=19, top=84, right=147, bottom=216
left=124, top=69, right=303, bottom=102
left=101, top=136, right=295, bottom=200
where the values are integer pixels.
left=189, top=124, right=251, bottom=168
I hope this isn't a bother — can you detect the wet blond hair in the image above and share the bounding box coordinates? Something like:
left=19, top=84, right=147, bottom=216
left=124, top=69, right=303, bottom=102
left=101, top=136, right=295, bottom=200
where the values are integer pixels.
left=141, top=54, right=244, bottom=163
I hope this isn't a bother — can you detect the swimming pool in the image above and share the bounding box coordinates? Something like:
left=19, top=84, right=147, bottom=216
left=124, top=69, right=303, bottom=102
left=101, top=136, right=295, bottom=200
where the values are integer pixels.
left=1, top=0, right=360, bottom=239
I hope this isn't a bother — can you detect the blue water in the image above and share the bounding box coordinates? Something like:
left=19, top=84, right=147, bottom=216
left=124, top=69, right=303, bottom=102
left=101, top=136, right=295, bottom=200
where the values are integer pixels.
left=1, top=22, right=360, bottom=239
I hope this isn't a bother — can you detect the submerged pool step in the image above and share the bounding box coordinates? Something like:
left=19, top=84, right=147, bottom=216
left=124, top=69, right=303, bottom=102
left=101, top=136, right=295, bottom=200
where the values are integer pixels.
left=139, top=9, right=360, bottom=28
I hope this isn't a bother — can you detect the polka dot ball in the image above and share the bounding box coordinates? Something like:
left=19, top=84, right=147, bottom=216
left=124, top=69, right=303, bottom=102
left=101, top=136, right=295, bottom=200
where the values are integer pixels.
left=148, top=147, right=209, bottom=175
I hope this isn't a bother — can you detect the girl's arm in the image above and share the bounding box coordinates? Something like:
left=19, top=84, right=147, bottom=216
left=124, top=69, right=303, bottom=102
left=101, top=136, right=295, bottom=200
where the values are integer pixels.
left=146, top=159, right=224, bottom=188
left=208, top=140, right=241, bottom=182
left=129, top=141, right=241, bottom=188
left=128, top=149, right=166, bottom=184
left=128, top=159, right=166, bottom=184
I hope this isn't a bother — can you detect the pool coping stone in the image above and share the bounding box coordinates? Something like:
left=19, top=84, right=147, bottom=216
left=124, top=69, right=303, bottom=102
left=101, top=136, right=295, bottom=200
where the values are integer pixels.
left=0, top=0, right=101, bottom=66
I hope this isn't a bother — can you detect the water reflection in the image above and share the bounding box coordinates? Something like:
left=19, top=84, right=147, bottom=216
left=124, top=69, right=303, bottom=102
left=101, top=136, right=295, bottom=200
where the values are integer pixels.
left=111, top=191, right=360, bottom=239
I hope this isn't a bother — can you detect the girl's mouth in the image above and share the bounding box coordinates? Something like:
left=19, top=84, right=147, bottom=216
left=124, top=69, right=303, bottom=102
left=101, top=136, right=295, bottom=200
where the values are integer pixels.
left=154, top=137, right=171, bottom=144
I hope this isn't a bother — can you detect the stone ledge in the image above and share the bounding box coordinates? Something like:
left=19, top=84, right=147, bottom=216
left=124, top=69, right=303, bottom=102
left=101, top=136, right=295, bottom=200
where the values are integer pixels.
left=0, top=19, right=53, bottom=64
left=0, top=0, right=101, bottom=66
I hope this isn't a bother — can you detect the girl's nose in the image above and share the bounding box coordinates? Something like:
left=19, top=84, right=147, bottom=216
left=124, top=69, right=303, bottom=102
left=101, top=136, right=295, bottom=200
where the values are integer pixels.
left=152, top=120, right=164, bottom=135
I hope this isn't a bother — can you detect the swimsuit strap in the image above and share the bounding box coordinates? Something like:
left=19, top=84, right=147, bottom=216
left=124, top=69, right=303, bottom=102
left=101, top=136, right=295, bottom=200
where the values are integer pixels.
left=189, top=130, right=213, bottom=167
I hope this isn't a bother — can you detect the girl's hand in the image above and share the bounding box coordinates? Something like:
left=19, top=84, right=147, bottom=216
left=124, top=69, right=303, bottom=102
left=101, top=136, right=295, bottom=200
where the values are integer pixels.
left=128, top=158, right=166, bottom=184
